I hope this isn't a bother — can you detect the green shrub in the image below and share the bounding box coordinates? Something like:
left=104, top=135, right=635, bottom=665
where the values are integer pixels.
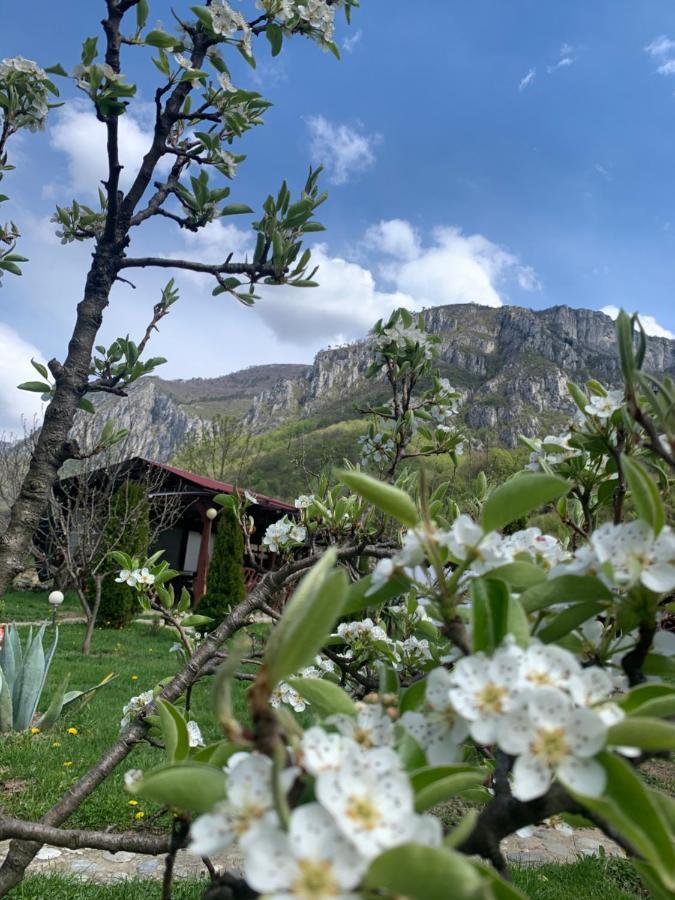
left=96, top=481, right=150, bottom=629
left=198, top=510, right=245, bottom=626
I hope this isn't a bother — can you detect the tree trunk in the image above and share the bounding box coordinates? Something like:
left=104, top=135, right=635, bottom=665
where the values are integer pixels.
left=0, top=247, right=120, bottom=596
left=81, top=575, right=103, bottom=655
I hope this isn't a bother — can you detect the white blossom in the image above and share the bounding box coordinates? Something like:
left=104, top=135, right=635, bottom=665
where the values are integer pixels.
left=294, top=494, right=315, bottom=509
left=189, top=753, right=295, bottom=856
left=591, top=521, right=675, bottom=593
left=448, top=640, right=524, bottom=743
left=120, top=690, right=154, bottom=730
left=584, top=390, right=624, bottom=420
left=329, top=704, right=394, bottom=749
left=187, top=720, right=205, bottom=748
left=315, top=745, right=441, bottom=859
left=400, top=667, right=468, bottom=764
left=498, top=687, right=608, bottom=801
left=243, top=803, right=366, bottom=899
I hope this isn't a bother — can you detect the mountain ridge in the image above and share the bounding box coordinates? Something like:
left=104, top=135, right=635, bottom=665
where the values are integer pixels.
left=69, top=302, right=675, bottom=463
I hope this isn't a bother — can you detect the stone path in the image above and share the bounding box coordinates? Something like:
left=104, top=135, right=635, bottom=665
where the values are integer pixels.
left=0, top=841, right=244, bottom=885
left=0, top=824, right=623, bottom=885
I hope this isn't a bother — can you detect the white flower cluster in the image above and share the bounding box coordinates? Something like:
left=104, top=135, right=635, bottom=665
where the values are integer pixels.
left=584, top=389, right=624, bottom=421
left=373, top=320, right=434, bottom=359
left=357, top=431, right=395, bottom=465
left=558, top=519, right=675, bottom=593
left=337, top=617, right=389, bottom=645
left=294, top=494, right=315, bottom=510
left=189, top=726, right=442, bottom=896
left=73, top=62, right=122, bottom=92
left=115, top=567, right=155, bottom=588
left=369, top=516, right=569, bottom=594
left=0, top=56, right=50, bottom=131
left=270, top=657, right=338, bottom=712
left=262, top=516, right=307, bottom=553
left=449, top=639, right=616, bottom=800
left=120, top=689, right=154, bottom=730
left=209, top=1, right=253, bottom=57
left=525, top=431, right=583, bottom=471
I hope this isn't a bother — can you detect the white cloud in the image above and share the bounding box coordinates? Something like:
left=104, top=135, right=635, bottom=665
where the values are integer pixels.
left=343, top=28, right=363, bottom=53
left=547, top=44, right=576, bottom=74
left=49, top=102, right=167, bottom=197
left=364, top=219, right=420, bottom=260
left=600, top=305, right=675, bottom=339
left=644, top=35, right=675, bottom=75
left=305, top=115, right=380, bottom=185
left=254, top=221, right=539, bottom=345
left=519, top=68, right=536, bottom=92
left=0, top=324, right=46, bottom=433
left=645, top=35, right=675, bottom=57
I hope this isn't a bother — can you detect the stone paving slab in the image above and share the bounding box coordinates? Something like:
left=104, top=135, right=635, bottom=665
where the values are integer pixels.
left=0, top=841, right=243, bottom=884
left=1, top=825, right=623, bottom=885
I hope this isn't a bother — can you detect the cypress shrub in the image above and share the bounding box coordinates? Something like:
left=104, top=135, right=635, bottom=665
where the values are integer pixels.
left=96, top=480, right=150, bottom=629
left=199, top=510, right=246, bottom=626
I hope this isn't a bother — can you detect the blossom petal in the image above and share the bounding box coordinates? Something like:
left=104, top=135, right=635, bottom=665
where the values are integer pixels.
left=511, top=753, right=552, bottom=801
left=557, top=756, right=606, bottom=797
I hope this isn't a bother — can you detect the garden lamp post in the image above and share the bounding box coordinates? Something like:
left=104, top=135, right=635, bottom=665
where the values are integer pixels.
left=48, top=590, right=64, bottom=627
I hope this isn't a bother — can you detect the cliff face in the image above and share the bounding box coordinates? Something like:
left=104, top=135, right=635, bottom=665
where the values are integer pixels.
left=69, top=303, right=675, bottom=458
left=246, top=304, right=675, bottom=446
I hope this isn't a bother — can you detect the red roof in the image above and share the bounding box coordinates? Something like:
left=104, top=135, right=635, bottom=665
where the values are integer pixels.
left=145, top=459, right=295, bottom=512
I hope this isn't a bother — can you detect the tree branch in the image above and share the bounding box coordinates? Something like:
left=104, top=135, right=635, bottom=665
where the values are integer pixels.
left=119, top=257, right=278, bottom=278
left=0, top=817, right=174, bottom=856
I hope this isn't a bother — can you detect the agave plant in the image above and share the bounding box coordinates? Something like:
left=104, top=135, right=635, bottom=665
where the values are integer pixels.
left=0, top=623, right=115, bottom=732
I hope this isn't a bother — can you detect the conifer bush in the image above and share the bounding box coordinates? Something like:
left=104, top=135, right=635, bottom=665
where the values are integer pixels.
left=198, top=509, right=246, bottom=626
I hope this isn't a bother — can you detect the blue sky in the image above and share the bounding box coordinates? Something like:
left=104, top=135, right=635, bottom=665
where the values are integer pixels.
left=2, top=0, right=675, bottom=429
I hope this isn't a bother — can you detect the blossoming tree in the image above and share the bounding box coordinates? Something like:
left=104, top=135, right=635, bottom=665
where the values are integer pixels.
left=0, top=0, right=355, bottom=598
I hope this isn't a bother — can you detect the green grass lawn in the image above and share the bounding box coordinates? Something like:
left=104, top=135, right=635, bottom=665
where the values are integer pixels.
left=2, top=589, right=83, bottom=623
left=0, top=604, right=251, bottom=831
left=5, top=856, right=647, bottom=898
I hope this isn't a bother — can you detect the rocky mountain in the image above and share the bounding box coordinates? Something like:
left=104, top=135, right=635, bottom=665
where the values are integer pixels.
left=246, top=304, right=675, bottom=445
left=70, top=303, right=675, bottom=460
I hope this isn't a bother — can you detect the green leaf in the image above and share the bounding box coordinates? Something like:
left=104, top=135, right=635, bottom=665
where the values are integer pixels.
left=411, top=766, right=488, bottom=812
left=157, top=700, right=190, bottom=763
left=400, top=678, right=427, bottom=713
left=220, top=203, right=254, bottom=216
left=537, top=601, right=607, bottom=644
left=45, top=63, right=69, bottom=77
left=129, top=763, right=226, bottom=813
left=78, top=398, right=96, bottom=414
left=607, top=717, right=675, bottom=752
left=471, top=577, right=508, bottom=653
left=191, top=740, right=239, bottom=767
left=485, top=562, right=546, bottom=592
left=619, top=683, right=675, bottom=717
left=265, top=551, right=348, bottom=686
left=180, top=614, right=213, bottom=628
left=337, top=469, right=418, bottom=527
left=17, top=381, right=51, bottom=393
left=519, top=575, right=613, bottom=614
left=481, top=473, right=569, bottom=534
left=145, top=29, right=178, bottom=48
left=136, top=0, right=150, bottom=30
left=365, top=843, right=485, bottom=900
left=342, top=572, right=410, bottom=616
left=616, top=310, right=636, bottom=385
left=286, top=677, right=357, bottom=717
left=266, top=22, right=283, bottom=56
left=621, top=456, right=665, bottom=535
left=569, top=752, right=675, bottom=890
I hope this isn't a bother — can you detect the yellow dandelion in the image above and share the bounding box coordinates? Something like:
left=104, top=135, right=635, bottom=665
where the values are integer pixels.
left=131, top=675, right=139, bottom=681
left=30, top=727, right=40, bottom=735
left=63, top=761, right=73, bottom=768
left=66, top=727, right=78, bottom=735
left=52, top=741, right=61, bottom=748
left=134, top=811, right=145, bottom=820
left=128, top=800, right=139, bottom=807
